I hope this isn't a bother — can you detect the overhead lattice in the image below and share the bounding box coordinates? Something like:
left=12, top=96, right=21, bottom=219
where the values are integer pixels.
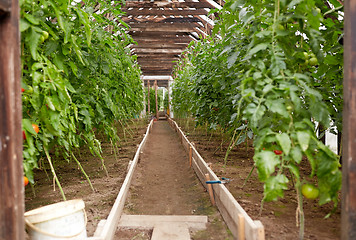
left=122, top=0, right=223, bottom=87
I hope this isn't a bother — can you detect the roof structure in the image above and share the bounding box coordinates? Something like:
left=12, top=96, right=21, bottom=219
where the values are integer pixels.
left=122, top=0, right=223, bottom=87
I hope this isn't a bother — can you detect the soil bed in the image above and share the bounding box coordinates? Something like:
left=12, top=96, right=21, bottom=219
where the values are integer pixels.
left=25, top=119, right=148, bottom=236
left=176, top=118, right=340, bottom=240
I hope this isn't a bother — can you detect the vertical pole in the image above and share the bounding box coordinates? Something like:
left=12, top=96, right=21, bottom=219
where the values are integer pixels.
left=205, top=174, right=215, bottom=206
left=155, top=80, right=158, bottom=120
left=147, top=80, right=150, bottom=115
left=140, top=77, right=145, bottom=118
left=342, top=1, right=356, bottom=239
left=0, top=0, right=24, bottom=239
left=189, top=146, right=192, bottom=168
left=168, top=76, right=174, bottom=118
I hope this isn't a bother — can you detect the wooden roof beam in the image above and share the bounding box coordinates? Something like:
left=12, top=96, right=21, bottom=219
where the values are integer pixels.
left=125, top=1, right=216, bottom=9
left=123, top=8, right=209, bottom=16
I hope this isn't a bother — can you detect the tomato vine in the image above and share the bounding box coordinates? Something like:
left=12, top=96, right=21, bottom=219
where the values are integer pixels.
left=172, top=0, right=343, bottom=238
left=21, top=0, right=143, bottom=198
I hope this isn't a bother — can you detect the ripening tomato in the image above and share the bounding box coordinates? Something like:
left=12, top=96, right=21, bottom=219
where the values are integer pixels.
left=302, top=183, right=319, bottom=200
left=32, top=123, right=39, bottom=134
left=273, top=150, right=283, bottom=155
left=24, top=176, right=29, bottom=186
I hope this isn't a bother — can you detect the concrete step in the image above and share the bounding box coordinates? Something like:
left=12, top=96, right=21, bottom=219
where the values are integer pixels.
left=151, top=223, right=190, bottom=240
left=117, top=215, right=208, bottom=231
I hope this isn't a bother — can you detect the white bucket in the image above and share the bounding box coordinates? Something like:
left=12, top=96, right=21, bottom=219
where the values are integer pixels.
left=24, top=199, right=87, bottom=240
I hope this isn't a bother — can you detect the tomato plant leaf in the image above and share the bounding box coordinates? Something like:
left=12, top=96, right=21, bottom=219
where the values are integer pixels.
left=297, top=131, right=310, bottom=152
left=254, top=151, right=280, bottom=182
left=263, top=174, right=289, bottom=202
left=290, top=146, right=303, bottom=164
left=23, top=119, right=37, bottom=135
left=26, top=27, right=41, bottom=60
left=276, top=133, right=291, bottom=155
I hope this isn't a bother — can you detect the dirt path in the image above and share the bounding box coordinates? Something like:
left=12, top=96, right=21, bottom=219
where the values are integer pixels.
left=122, top=120, right=232, bottom=239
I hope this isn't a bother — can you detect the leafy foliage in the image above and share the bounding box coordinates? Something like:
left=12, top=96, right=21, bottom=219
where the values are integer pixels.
left=172, top=0, right=343, bottom=237
left=21, top=0, right=143, bottom=186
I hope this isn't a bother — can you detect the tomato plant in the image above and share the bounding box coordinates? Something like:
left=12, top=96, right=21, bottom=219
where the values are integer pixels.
left=21, top=0, right=144, bottom=199
left=172, top=0, right=343, bottom=238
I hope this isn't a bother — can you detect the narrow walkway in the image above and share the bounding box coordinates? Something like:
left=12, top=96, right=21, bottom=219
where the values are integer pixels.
left=127, top=120, right=204, bottom=215
left=118, top=120, right=232, bottom=240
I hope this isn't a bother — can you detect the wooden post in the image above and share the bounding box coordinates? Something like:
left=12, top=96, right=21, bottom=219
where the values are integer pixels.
left=189, top=146, right=192, bottom=168
left=237, top=214, right=245, bottom=240
left=155, top=80, right=158, bottom=120
left=205, top=173, right=215, bottom=206
left=342, top=1, right=356, bottom=239
left=147, top=80, right=150, bottom=114
left=0, top=0, right=24, bottom=239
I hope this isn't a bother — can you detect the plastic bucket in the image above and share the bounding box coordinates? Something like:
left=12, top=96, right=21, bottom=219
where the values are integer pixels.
left=24, top=199, right=87, bottom=240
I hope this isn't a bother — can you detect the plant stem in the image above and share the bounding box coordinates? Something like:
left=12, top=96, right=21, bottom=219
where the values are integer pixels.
left=243, top=165, right=255, bottom=188
left=71, top=152, right=95, bottom=192
left=296, top=179, right=305, bottom=240
left=44, top=147, right=66, bottom=201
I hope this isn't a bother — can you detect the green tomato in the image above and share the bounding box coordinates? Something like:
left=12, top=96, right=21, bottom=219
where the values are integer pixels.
left=277, top=24, right=284, bottom=31
left=303, top=52, right=309, bottom=60
left=309, top=57, right=318, bottom=66
left=316, top=7, right=321, bottom=14
left=302, top=183, right=319, bottom=200
left=40, top=35, right=45, bottom=43
left=42, top=31, right=49, bottom=40
left=22, top=95, right=30, bottom=102
left=27, top=86, right=33, bottom=94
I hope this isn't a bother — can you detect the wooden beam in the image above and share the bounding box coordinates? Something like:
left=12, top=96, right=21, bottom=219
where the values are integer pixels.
left=0, top=0, right=24, bottom=239
left=128, top=22, right=200, bottom=32
left=141, top=69, right=173, bottom=75
left=342, top=0, right=356, bottom=239
left=130, top=31, right=190, bottom=37
left=123, top=16, right=204, bottom=23
left=133, top=48, right=184, bottom=54
left=137, top=53, right=180, bottom=59
left=123, top=8, right=209, bottom=16
left=134, top=42, right=189, bottom=49
left=133, top=36, right=194, bottom=43
left=125, top=1, right=216, bottom=9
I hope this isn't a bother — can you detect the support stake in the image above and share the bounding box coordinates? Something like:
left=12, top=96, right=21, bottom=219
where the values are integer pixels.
left=205, top=173, right=215, bottom=206
left=238, top=214, right=245, bottom=240
left=189, top=146, right=192, bottom=168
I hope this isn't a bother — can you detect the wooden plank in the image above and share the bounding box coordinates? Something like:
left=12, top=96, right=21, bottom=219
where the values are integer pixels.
left=129, top=22, right=199, bottom=32
left=123, top=16, right=204, bottom=24
left=123, top=8, right=209, bottom=16
left=169, top=118, right=265, bottom=240
left=342, top=1, right=356, bottom=239
left=191, top=157, right=207, bottom=188
left=0, top=0, right=24, bottom=239
left=125, top=1, right=216, bottom=9
left=97, top=120, right=154, bottom=240
left=134, top=43, right=188, bottom=49
left=118, top=215, right=207, bottom=230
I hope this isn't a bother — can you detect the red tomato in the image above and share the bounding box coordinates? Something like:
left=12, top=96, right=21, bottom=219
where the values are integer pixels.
left=23, top=130, right=26, bottom=140
left=32, top=123, right=39, bottom=134
left=274, top=150, right=283, bottom=155
left=24, top=176, right=29, bottom=186
left=21, top=88, right=25, bottom=92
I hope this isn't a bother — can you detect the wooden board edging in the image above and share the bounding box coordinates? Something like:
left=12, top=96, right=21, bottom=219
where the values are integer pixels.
left=89, top=119, right=154, bottom=240
left=167, top=117, right=265, bottom=240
